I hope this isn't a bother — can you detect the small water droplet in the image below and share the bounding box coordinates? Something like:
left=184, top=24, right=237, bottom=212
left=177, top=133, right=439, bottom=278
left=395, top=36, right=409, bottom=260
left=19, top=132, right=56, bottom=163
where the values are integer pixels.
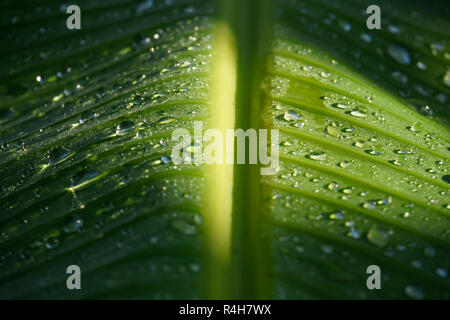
left=387, top=45, right=411, bottom=65
left=350, top=109, right=367, bottom=118
left=307, top=152, right=327, bottom=161
left=338, top=161, right=350, bottom=168
left=404, top=285, right=424, bottom=300
left=367, top=227, right=390, bottom=247
left=63, top=216, right=84, bottom=233
left=157, top=117, right=176, bottom=125
left=283, top=110, right=301, bottom=122
left=115, top=120, right=135, bottom=135
left=436, top=268, right=447, bottom=278
left=171, top=219, right=197, bottom=235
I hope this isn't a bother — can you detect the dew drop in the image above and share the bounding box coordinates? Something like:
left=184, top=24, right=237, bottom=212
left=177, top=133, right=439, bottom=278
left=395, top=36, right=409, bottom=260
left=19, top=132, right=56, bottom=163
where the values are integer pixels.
left=333, top=103, right=350, bottom=110
left=436, top=268, right=447, bottom=278
left=329, top=211, right=344, bottom=220
left=48, top=146, right=72, bottom=165
left=367, top=227, right=390, bottom=247
left=115, top=120, right=135, bottom=135
left=350, top=109, right=367, bottom=118
left=404, top=285, right=424, bottom=300
left=307, top=152, right=327, bottom=161
left=157, top=117, right=176, bottom=125
left=63, top=216, right=84, bottom=233
left=338, top=161, right=350, bottom=168
left=387, top=45, right=411, bottom=65
left=443, top=70, right=450, bottom=87
left=171, top=219, right=197, bottom=235
left=283, top=110, right=301, bottom=122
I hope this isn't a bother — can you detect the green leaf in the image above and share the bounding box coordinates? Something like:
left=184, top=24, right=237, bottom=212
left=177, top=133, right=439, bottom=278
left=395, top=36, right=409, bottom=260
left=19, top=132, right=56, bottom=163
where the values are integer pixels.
left=0, top=0, right=449, bottom=299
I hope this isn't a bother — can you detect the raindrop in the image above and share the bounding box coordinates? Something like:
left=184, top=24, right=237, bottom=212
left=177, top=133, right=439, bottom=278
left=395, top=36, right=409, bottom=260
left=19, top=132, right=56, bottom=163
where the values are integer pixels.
left=171, top=219, right=197, bottom=235
left=391, top=71, right=408, bottom=84
left=416, top=61, right=427, bottom=70
left=283, top=110, right=301, bottom=122
left=404, top=285, right=424, bottom=300
left=48, top=146, right=71, bottom=164
left=350, top=109, right=367, bottom=118
left=442, top=70, right=450, bottom=87
left=367, top=227, right=390, bottom=247
left=320, top=245, right=333, bottom=254
left=338, top=161, right=350, bottom=168
left=63, top=216, right=84, bottom=233
left=388, top=25, right=401, bottom=34
left=436, top=268, right=447, bottom=278
left=157, top=117, right=176, bottom=125
left=406, top=122, right=423, bottom=132
left=307, top=152, right=327, bottom=161
left=389, top=159, right=403, bottom=167
left=329, top=211, right=344, bottom=220
left=360, top=33, right=372, bottom=43
left=387, top=45, right=411, bottom=65
left=115, top=120, right=135, bottom=135
left=325, top=125, right=341, bottom=137
left=333, top=103, right=350, bottom=109
left=346, top=228, right=361, bottom=239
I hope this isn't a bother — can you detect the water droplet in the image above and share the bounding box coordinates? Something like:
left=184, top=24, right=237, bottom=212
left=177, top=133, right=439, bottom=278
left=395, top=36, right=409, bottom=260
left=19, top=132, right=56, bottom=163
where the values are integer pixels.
left=329, top=211, right=344, bottom=220
left=388, top=25, right=401, bottom=34
left=367, top=227, right=390, bottom=247
left=416, top=61, right=427, bottom=70
left=363, top=201, right=377, bottom=210
left=157, top=117, right=176, bottom=125
left=63, top=216, right=83, bottom=233
left=325, top=125, right=341, bottom=137
left=283, top=110, right=301, bottom=122
left=410, top=260, right=422, bottom=268
left=346, top=228, right=361, bottom=239
left=360, top=33, right=372, bottom=43
left=442, top=175, right=450, bottom=184
left=47, top=146, right=72, bottom=165
left=171, top=219, right=197, bottom=235
left=387, top=45, right=411, bottom=65
left=436, top=268, right=447, bottom=278
left=442, top=70, right=450, bottom=87
left=391, top=71, right=408, bottom=84
left=79, top=110, right=98, bottom=125
left=337, top=19, right=351, bottom=31
left=402, top=212, right=411, bottom=219
left=70, top=169, right=101, bottom=190
left=406, top=122, right=423, bottom=132
left=365, top=148, right=381, bottom=155
left=389, top=159, right=403, bottom=167
left=404, top=285, right=424, bottom=300
left=333, top=103, right=350, bottom=110
left=338, top=161, right=350, bottom=168
left=307, top=152, right=327, bottom=161
left=320, top=245, right=333, bottom=254
left=137, top=0, right=154, bottom=14
left=115, top=120, right=135, bottom=135
left=350, top=109, right=367, bottom=118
